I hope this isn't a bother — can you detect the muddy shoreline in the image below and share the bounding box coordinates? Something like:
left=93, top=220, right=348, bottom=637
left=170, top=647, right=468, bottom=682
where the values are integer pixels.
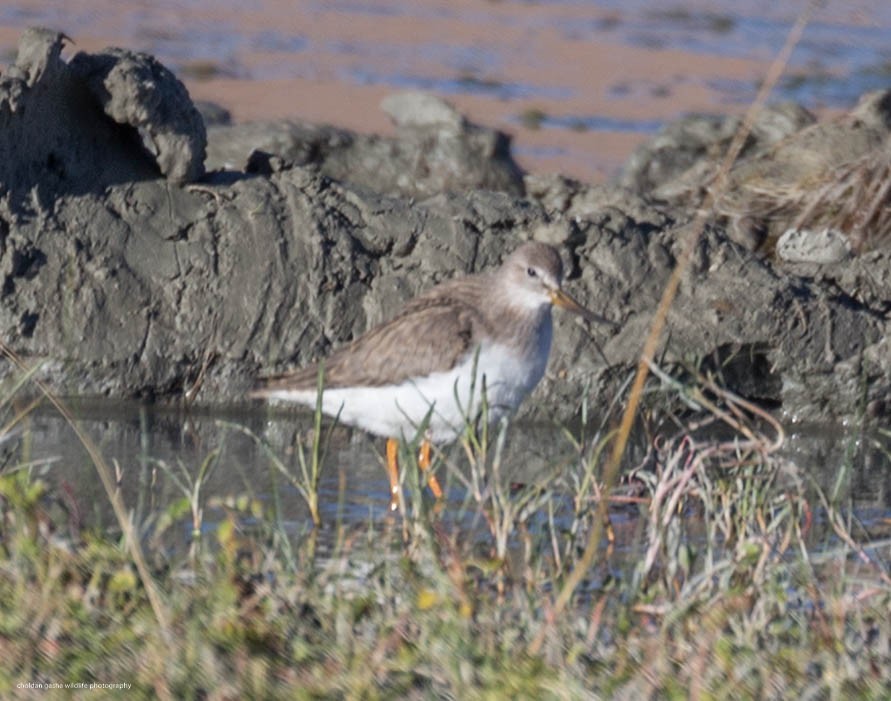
left=1, top=28, right=889, bottom=422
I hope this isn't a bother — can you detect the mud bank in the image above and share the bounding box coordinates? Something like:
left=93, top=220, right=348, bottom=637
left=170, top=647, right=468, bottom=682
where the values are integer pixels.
left=0, top=28, right=888, bottom=421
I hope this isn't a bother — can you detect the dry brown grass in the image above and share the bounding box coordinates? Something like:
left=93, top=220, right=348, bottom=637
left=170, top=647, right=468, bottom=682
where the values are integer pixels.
left=733, top=146, right=891, bottom=253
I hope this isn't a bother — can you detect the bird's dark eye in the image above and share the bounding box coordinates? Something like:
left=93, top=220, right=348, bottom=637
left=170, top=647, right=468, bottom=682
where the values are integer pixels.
left=526, top=267, right=537, bottom=278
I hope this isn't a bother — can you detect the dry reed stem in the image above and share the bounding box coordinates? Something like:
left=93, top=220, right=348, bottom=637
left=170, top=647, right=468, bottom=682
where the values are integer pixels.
left=528, top=0, right=818, bottom=656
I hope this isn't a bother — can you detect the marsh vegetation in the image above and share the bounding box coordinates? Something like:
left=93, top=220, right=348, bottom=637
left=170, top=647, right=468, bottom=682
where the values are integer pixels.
left=1, top=364, right=889, bottom=699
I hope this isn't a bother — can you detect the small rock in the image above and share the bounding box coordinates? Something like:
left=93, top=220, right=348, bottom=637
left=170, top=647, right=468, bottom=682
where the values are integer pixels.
left=380, top=91, right=464, bottom=131
left=776, top=227, right=852, bottom=264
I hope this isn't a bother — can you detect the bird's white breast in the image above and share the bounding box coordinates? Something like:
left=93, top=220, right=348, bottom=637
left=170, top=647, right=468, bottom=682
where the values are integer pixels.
left=265, top=315, right=553, bottom=444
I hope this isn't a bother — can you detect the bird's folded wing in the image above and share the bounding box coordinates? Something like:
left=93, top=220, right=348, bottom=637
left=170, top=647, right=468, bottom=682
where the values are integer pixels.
left=255, top=295, right=490, bottom=392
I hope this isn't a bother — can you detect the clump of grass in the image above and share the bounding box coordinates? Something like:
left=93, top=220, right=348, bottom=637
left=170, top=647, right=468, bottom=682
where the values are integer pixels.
left=227, top=365, right=336, bottom=529
left=148, top=448, right=222, bottom=562
left=723, top=148, right=891, bottom=253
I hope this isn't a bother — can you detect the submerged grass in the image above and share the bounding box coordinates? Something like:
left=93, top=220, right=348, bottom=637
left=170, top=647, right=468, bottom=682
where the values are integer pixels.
left=1, top=363, right=890, bottom=699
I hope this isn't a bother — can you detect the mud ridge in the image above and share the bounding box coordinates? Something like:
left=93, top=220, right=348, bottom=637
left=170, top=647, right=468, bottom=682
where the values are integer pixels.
left=0, top=28, right=888, bottom=422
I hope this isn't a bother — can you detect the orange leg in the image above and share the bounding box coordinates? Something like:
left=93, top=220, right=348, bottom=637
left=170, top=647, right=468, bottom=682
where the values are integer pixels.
left=386, top=437, right=401, bottom=512
left=418, top=439, right=444, bottom=500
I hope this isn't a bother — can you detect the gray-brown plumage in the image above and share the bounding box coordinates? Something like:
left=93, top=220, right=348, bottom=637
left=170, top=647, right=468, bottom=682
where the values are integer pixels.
left=251, top=241, right=600, bottom=443
left=258, top=276, right=496, bottom=392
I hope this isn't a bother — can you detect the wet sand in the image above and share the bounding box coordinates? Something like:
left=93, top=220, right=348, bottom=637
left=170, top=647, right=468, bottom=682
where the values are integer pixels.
left=2, top=1, right=890, bottom=181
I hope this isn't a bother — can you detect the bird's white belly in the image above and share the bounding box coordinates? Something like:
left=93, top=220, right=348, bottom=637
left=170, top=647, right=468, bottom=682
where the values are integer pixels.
left=266, top=339, right=551, bottom=443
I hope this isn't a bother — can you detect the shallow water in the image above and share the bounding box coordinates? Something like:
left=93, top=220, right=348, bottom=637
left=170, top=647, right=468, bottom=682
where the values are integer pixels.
left=15, top=399, right=590, bottom=541
left=10, top=399, right=891, bottom=558
left=1, top=1, right=889, bottom=180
